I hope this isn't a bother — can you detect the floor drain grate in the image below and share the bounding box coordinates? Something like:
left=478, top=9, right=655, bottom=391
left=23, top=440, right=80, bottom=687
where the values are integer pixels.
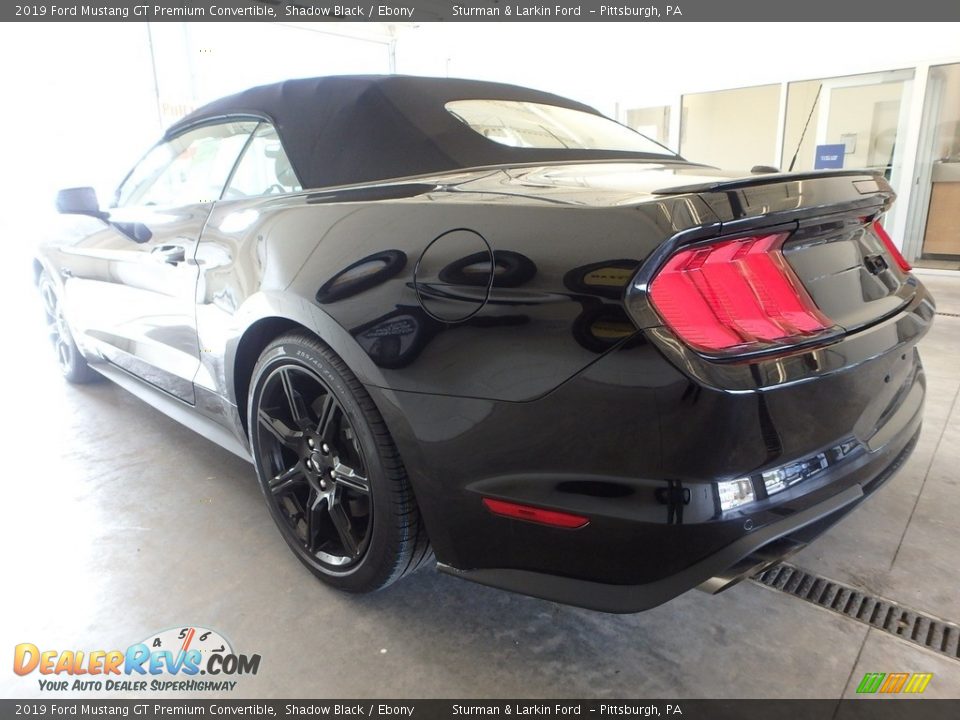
left=937, top=311, right=960, bottom=318
left=753, top=563, right=960, bottom=663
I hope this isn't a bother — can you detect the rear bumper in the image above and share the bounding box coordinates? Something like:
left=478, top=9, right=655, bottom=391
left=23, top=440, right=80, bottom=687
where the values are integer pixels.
left=439, top=417, right=921, bottom=613
left=369, top=278, right=932, bottom=613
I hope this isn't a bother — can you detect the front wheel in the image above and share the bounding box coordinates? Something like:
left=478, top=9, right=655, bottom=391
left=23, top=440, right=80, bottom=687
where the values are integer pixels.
left=248, top=332, right=432, bottom=592
left=38, top=272, right=98, bottom=384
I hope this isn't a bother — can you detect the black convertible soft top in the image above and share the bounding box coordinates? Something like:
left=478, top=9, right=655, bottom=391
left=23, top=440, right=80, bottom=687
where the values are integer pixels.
left=167, top=75, right=675, bottom=190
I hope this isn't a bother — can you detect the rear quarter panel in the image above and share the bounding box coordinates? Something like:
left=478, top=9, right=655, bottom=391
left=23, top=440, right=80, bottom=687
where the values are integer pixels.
left=197, top=181, right=720, bottom=405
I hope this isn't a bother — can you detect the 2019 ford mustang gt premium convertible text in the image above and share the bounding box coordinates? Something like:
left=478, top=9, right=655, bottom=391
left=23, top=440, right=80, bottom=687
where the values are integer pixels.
left=35, top=76, right=934, bottom=612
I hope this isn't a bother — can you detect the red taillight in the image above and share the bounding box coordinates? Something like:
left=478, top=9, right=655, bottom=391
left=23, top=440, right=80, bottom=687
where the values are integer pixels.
left=649, top=233, right=832, bottom=353
left=872, top=220, right=912, bottom=272
left=482, top=498, right=589, bottom=529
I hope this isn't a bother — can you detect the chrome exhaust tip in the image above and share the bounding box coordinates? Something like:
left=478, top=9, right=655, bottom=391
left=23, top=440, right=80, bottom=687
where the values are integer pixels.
left=697, top=538, right=807, bottom=595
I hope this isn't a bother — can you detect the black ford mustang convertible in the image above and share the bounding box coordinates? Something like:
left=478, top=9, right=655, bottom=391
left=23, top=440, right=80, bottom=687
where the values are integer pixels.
left=36, top=76, right=934, bottom=612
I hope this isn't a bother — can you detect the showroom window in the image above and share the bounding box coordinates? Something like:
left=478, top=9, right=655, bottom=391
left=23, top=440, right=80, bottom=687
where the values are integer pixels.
left=781, top=69, right=914, bottom=243
left=781, top=70, right=913, bottom=178
left=680, top=84, right=781, bottom=169
left=907, top=62, right=960, bottom=264
left=626, top=105, right=672, bottom=147
left=115, top=120, right=258, bottom=208
left=224, top=124, right=303, bottom=198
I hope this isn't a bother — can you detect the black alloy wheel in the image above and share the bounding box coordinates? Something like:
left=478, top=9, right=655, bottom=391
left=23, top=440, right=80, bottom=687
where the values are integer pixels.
left=256, top=361, right=372, bottom=568
left=249, top=332, right=432, bottom=592
left=39, top=272, right=97, bottom=383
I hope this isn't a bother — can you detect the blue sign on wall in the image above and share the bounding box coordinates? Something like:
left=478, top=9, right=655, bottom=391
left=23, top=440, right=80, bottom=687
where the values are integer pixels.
left=814, top=144, right=846, bottom=169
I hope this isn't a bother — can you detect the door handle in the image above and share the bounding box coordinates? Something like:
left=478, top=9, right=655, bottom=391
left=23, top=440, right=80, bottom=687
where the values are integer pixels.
left=151, top=245, right=186, bottom=265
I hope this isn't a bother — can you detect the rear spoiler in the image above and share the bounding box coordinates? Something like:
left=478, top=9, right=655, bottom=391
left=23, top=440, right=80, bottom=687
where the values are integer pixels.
left=625, top=170, right=898, bottom=333
left=651, top=169, right=887, bottom=196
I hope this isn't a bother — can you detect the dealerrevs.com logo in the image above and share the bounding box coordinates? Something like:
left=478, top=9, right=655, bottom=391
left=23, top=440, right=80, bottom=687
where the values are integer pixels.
left=13, top=627, right=261, bottom=693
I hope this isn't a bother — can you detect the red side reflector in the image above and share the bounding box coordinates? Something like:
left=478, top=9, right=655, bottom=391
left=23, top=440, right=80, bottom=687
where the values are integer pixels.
left=872, top=221, right=912, bottom=272
left=482, top=498, right=589, bottom=529
left=649, top=233, right=832, bottom=353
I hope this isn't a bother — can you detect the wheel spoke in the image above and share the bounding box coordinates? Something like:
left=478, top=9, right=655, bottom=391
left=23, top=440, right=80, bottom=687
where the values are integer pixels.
left=56, top=339, right=71, bottom=368
left=41, top=286, right=58, bottom=317
left=258, top=408, right=302, bottom=449
left=313, top=393, right=339, bottom=443
left=327, top=492, right=359, bottom=558
left=333, top=460, right=369, bottom=494
left=305, top=489, right=322, bottom=553
left=269, top=463, right=305, bottom=495
left=256, top=361, right=372, bottom=568
left=280, top=368, right=311, bottom=429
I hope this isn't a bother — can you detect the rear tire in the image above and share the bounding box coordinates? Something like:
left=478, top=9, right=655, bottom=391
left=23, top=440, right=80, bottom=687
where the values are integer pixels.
left=38, top=272, right=98, bottom=384
left=248, top=331, right=432, bottom=592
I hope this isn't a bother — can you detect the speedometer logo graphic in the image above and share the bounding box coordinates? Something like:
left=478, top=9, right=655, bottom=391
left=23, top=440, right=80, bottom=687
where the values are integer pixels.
left=139, top=626, right=233, bottom=675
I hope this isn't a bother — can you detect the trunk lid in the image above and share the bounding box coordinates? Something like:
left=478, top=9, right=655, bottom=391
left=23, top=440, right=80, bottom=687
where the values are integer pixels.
left=782, top=215, right=914, bottom=334
left=438, top=161, right=914, bottom=348
left=658, top=169, right=915, bottom=341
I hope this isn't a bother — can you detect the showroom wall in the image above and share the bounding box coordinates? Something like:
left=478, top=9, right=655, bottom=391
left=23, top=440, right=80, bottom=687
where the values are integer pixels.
left=3, top=21, right=959, bottom=237
left=678, top=84, right=781, bottom=172
left=394, top=23, right=960, bottom=116
left=0, top=25, right=159, bottom=216
left=0, top=22, right=394, bottom=218
left=6, top=22, right=960, bottom=196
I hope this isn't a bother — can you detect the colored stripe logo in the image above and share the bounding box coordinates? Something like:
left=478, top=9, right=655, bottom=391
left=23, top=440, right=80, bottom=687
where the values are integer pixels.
left=856, top=672, right=933, bottom=694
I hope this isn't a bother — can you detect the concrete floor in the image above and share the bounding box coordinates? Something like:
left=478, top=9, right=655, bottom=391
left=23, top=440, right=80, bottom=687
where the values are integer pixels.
left=1, top=270, right=958, bottom=700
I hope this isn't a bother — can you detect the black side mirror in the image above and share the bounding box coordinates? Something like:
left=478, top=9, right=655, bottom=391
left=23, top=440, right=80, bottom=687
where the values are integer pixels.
left=56, top=187, right=109, bottom=220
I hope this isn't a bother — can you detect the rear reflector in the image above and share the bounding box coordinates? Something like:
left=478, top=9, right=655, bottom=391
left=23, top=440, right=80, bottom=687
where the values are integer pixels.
left=649, top=233, right=833, bottom=353
left=872, top=221, right=912, bottom=272
left=482, top=498, right=589, bottom=529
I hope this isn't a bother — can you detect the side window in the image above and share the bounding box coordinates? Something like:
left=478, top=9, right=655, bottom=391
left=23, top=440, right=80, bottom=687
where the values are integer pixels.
left=223, top=124, right=302, bottom=199
left=116, top=121, right=258, bottom=208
